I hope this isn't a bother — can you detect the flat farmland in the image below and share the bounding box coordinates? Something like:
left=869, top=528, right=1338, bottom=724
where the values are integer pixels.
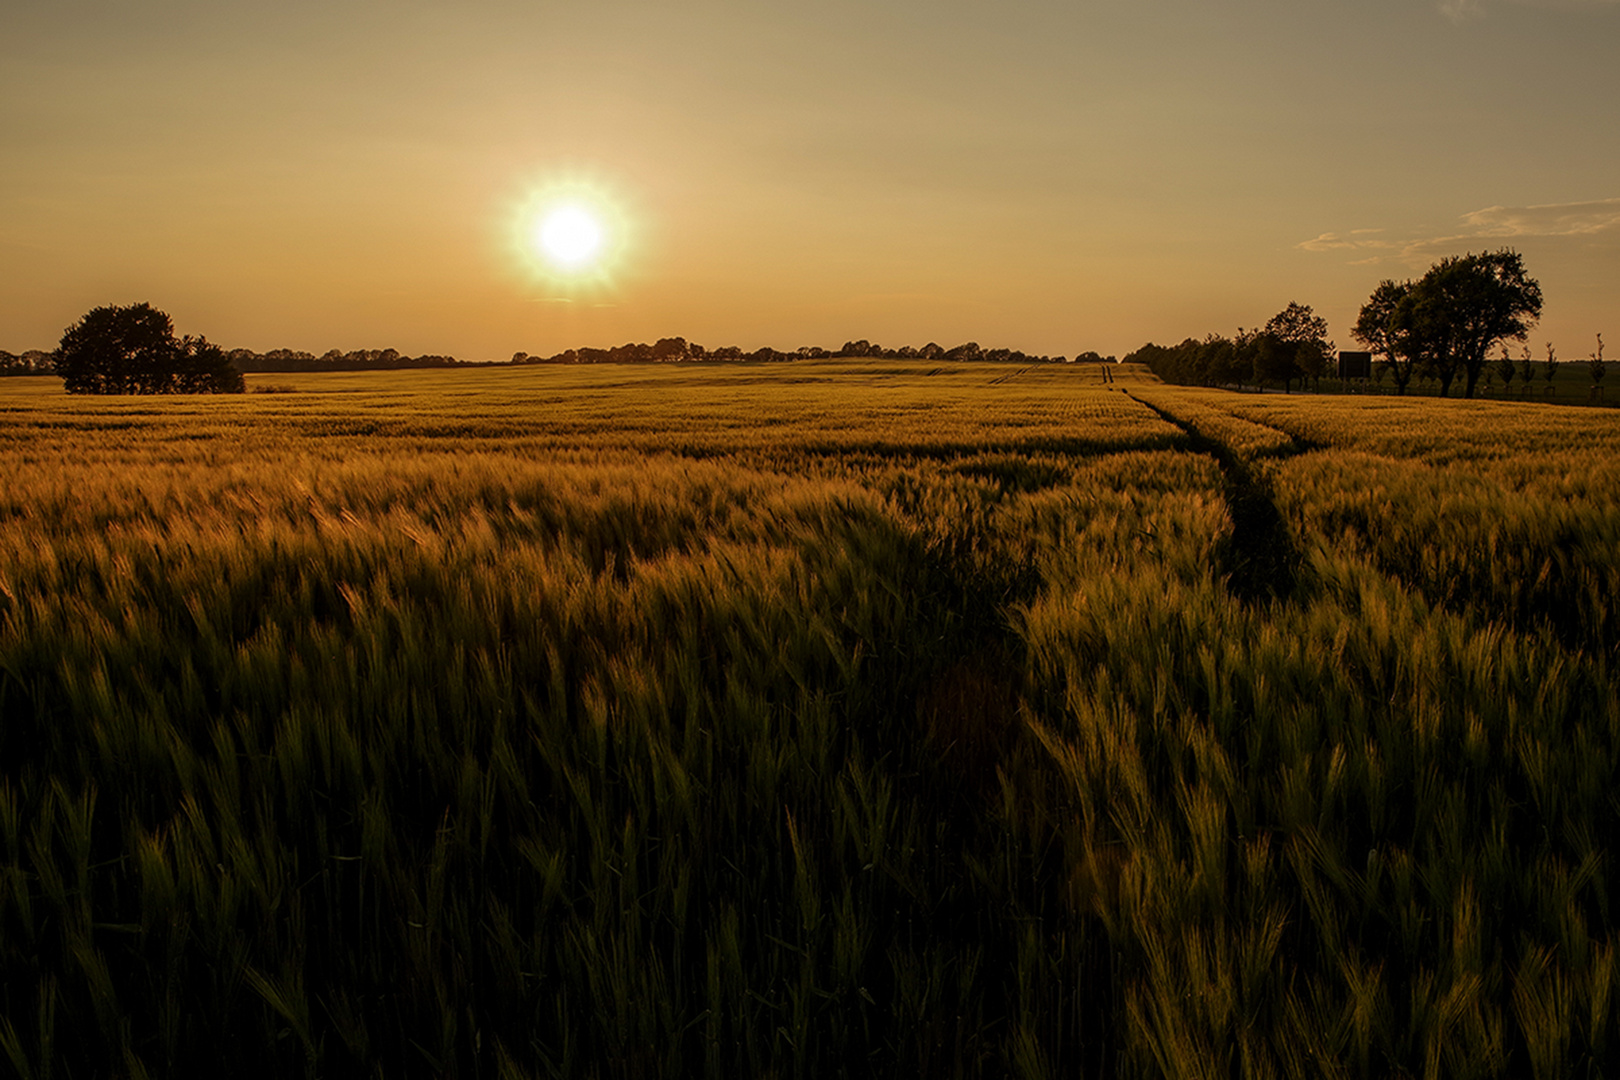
left=2, top=362, right=1617, bottom=1078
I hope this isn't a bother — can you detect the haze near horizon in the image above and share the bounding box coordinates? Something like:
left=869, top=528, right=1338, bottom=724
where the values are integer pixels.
left=2, top=0, right=1615, bottom=360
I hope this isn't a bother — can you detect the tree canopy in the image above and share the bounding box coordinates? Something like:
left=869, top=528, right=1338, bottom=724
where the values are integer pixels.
left=1354, top=250, right=1541, bottom=398
left=1352, top=279, right=1423, bottom=395
left=1261, top=301, right=1334, bottom=391
left=55, top=303, right=244, bottom=395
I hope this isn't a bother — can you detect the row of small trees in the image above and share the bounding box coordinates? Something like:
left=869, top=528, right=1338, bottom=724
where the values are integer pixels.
left=1126, top=302, right=1334, bottom=391
left=1463, top=336, right=1604, bottom=398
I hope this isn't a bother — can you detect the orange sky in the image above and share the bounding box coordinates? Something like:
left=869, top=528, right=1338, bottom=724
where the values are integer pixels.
left=2, top=0, right=1616, bottom=361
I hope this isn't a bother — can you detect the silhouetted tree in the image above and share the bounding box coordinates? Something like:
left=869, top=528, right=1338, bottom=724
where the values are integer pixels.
left=1354, top=280, right=1423, bottom=395
left=1413, top=250, right=1542, bottom=398
left=172, top=337, right=245, bottom=393
left=1249, top=332, right=1298, bottom=390
left=1262, top=301, right=1334, bottom=391
left=1496, top=347, right=1517, bottom=395
left=1518, top=346, right=1536, bottom=390
left=1126, top=339, right=1195, bottom=384
left=1203, top=337, right=1241, bottom=387
left=55, top=303, right=243, bottom=394
left=1589, top=333, right=1606, bottom=398
left=651, top=337, right=690, bottom=361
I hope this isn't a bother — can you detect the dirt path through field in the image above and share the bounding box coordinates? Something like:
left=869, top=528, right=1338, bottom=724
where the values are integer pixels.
left=1123, top=390, right=1300, bottom=602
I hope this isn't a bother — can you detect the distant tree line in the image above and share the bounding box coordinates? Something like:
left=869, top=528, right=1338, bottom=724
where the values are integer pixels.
left=1126, top=302, right=1334, bottom=392
left=225, top=348, right=475, bottom=373
left=176, top=338, right=1092, bottom=371
left=0, top=349, right=54, bottom=376
left=511, top=338, right=1087, bottom=366
left=63, top=337, right=1091, bottom=373
left=21, top=302, right=1116, bottom=393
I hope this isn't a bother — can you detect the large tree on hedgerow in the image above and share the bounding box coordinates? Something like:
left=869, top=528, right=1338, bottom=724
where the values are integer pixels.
left=55, top=303, right=244, bottom=395
left=1354, top=250, right=1541, bottom=399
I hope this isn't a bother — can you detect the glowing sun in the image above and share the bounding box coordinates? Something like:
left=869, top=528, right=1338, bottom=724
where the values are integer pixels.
left=535, top=205, right=604, bottom=269
left=505, top=173, right=632, bottom=289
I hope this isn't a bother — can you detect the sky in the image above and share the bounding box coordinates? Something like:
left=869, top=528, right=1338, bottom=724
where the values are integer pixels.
left=2, top=0, right=1616, bottom=361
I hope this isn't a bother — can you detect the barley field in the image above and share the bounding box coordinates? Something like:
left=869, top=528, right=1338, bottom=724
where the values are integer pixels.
left=1, top=361, right=1616, bottom=1078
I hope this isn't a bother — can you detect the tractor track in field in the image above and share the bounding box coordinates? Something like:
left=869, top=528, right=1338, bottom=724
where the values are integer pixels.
left=1124, top=390, right=1302, bottom=603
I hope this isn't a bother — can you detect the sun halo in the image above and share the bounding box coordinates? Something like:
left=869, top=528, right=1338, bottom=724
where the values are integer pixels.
left=505, top=173, right=634, bottom=295
left=535, top=205, right=604, bottom=270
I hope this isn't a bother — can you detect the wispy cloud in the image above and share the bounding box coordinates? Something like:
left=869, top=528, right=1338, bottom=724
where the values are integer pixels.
left=1299, top=197, right=1620, bottom=266
left=1439, top=0, right=1619, bottom=21
left=1297, top=228, right=1393, bottom=253
left=1459, top=199, right=1620, bottom=237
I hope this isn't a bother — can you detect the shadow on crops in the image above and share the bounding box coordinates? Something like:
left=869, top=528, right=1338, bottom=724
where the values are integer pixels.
left=0, top=482, right=1117, bottom=1079
left=897, top=508, right=1117, bottom=1078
